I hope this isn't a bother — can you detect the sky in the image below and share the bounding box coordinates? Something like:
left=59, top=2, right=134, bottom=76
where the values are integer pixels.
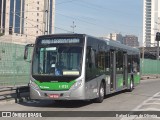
left=55, top=0, right=143, bottom=42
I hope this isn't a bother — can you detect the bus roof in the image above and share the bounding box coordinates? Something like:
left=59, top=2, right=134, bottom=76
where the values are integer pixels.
left=36, top=33, right=139, bottom=53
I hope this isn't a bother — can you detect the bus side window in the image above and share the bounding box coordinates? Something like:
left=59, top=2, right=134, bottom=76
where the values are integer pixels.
left=86, top=47, right=91, bottom=68
left=86, top=47, right=95, bottom=69
left=86, top=47, right=96, bottom=80
left=105, top=51, right=110, bottom=73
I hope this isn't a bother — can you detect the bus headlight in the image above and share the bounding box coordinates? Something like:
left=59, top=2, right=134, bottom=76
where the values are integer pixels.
left=70, top=80, right=82, bottom=90
left=29, top=80, right=39, bottom=89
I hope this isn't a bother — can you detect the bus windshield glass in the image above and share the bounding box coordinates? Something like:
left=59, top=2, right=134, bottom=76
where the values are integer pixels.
left=32, top=45, right=83, bottom=77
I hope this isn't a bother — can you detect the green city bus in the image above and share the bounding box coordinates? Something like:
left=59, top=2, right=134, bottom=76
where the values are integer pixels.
left=24, top=34, right=140, bottom=103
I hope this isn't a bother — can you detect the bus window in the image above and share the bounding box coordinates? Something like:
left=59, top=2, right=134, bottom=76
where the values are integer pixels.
left=105, top=51, right=110, bottom=74
left=33, top=46, right=82, bottom=76
left=116, top=51, right=123, bottom=72
left=86, top=47, right=97, bottom=80
left=98, top=51, right=105, bottom=73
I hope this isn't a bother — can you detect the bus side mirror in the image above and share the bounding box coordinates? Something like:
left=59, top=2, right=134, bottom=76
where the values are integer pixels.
left=24, top=45, right=28, bottom=60
left=24, top=44, right=34, bottom=60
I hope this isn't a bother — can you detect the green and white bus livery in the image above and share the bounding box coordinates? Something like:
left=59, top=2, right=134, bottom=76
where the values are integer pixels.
left=24, top=34, right=140, bottom=103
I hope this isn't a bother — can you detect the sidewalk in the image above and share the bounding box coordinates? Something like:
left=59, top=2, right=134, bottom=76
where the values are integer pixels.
left=0, top=87, right=16, bottom=104
left=0, top=86, right=29, bottom=104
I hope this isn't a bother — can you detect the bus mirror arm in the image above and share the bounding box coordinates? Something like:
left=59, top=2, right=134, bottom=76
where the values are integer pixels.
left=24, top=46, right=28, bottom=60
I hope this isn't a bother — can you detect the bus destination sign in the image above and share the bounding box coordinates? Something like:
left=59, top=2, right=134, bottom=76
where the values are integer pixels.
left=40, top=38, right=80, bottom=44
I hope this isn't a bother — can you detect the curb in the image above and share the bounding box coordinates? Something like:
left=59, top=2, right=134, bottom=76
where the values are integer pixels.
left=0, top=98, right=15, bottom=105
left=0, top=85, right=29, bottom=105
left=141, top=75, right=160, bottom=80
left=0, top=92, right=16, bottom=105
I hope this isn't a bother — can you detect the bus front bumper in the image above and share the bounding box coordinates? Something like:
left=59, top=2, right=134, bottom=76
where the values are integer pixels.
left=29, top=83, right=86, bottom=100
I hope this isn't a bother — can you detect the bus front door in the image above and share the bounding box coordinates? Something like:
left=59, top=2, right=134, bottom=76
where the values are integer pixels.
left=110, top=50, right=116, bottom=91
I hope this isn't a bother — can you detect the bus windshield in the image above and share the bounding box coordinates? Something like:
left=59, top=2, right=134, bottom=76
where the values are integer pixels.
left=32, top=45, right=83, bottom=77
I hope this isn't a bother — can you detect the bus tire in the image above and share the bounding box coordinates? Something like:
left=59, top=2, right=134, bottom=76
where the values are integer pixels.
left=128, top=77, right=134, bottom=92
left=94, top=82, right=105, bottom=103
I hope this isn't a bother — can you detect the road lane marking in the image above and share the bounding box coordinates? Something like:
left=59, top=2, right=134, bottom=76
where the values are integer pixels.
left=120, top=91, right=160, bottom=120
left=133, top=91, right=160, bottom=111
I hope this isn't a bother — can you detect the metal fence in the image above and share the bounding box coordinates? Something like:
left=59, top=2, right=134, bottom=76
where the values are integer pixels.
left=0, top=42, right=32, bottom=87
left=140, top=59, right=160, bottom=75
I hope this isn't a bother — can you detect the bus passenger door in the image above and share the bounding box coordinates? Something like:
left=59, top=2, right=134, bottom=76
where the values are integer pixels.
left=110, top=50, right=116, bottom=91
left=123, top=52, right=128, bottom=87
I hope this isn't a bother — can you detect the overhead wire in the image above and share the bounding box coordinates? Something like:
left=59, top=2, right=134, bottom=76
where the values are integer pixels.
left=55, top=0, right=142, bottom=34
left=2, top=10, right=72, bottom=34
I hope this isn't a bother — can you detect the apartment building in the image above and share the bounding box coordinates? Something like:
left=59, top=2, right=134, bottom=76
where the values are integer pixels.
left=0, top=0, right=55, bottom=43
left=143, top=0, right=160, bottom=47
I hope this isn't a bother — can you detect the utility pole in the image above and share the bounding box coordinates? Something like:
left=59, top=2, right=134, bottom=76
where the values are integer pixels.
left=44, top=0, right=49, bottom=35
left=157, top=38, right=159, bottom=60
left=71, top=21, right=76, bottom=33
left=156, top=17, right=160, bottom=60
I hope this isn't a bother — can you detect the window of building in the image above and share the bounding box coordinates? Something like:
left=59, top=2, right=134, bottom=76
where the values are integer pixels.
left=37, top=13, right=39, bottom=16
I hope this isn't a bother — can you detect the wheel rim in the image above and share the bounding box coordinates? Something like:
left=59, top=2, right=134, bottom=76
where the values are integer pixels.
left=100, top=85, right=104, bottom=97
left=130, top=80, right=133, bottom=89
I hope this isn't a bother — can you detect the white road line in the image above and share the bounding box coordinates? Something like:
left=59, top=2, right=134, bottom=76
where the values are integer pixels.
left=133, top=91, right=160, bottom=111
left=120, top=91, right=160, bottom=120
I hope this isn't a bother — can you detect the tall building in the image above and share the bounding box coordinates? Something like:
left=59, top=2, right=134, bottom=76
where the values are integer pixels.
left=123, top=35, right=139, bottom=48
left=0, top=0, right=55, bottom=43
left=104, top=33, right=123, bottom=43
left=143, top=0, right=160, bottom=47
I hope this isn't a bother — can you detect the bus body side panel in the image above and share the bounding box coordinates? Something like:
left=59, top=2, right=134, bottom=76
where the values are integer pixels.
left=85, top=75, right=102, bottom=100
left=133, top=72, right=141, bottom=86
left=84, top=36, right=111, bottom=99
left=105, top=75, right=111, bottom=95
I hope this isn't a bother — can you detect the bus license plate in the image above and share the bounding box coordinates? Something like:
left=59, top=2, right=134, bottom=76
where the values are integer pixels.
left=48, top=94, right=59, bottom=99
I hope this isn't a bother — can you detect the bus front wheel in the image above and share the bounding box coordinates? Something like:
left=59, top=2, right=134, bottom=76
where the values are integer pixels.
left=93, top=82, right=105, bottom=103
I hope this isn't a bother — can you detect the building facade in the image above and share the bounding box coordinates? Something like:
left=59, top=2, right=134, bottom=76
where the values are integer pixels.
left=143, top=0, right=160, bottom=47
left=0, top=0, right=55, bottom=43
left=104, top=33, right=123, bottom=43
left=123, top=35, right=139, bottom=48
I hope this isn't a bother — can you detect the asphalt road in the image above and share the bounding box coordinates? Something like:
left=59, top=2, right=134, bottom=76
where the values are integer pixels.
left=1, top=78, right=160, bottom=120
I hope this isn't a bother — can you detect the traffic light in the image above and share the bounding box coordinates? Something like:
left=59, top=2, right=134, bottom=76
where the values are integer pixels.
left=156, top=32, right=160, bottom=41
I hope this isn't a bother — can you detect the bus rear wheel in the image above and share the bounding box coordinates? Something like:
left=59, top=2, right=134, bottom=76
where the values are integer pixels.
left=93, top=82, right=105, bottom=103
left=128, top=78, right=134, bottom=92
